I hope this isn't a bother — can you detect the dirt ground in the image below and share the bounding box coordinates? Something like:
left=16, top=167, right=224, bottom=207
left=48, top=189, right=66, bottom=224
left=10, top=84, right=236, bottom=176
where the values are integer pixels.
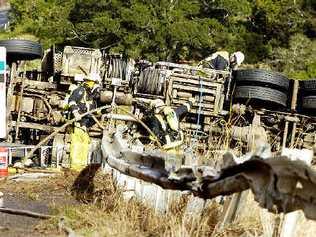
left=0, top=169, right=78, bottom=237
left=0, top=166, right=262, bottom=237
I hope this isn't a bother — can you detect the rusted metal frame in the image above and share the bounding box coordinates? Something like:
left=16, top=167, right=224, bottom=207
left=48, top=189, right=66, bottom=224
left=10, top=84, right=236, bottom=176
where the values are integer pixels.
left=170, top=73, right=219, bottom=116
left=282, top=121, right=289, bottom=149
left=172, top=84, right=217, bottom=94
left=165, top=76, right=174, bottom=106
left=290, top=122, right=297, bottom=148
left=175, top=107, right=213, bottom=115
left=173, top=93, right=215, bottom=102
left=170, top=76, right=215, bottom=87
left=291, top=80, right=299, bottom=111
left=24, top=88, right=65, bottom=97
left=214, top=83, right=224, bottom=115
left=172, top=100, right=214, bottom=109
left=102, top=114, right=136, bottom=122
left=289, top=80, right=300, bottom=148
left=15, top=78, right=57, bottom=90
left=11, top=121, right=57, bottom=133
left=254, top=107, right=315, bottom=121
left=14, top=77, right=26, bottom=140
left=224, top=71, right=233, bottom=101
left=134, top=93, right=165, bottom=100
left=22, top=93, right=53, bottom=120
left=22, top=114, right=47, bottom=122
left=155, top=61, right=196, bottom=71
left=171, top=71, right=230, bottom=82
left=281, top=115, right=301, bottom=149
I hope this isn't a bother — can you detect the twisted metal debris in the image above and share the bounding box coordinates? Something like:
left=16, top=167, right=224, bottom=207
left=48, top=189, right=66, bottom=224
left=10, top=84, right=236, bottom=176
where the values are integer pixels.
left=102, top=128, right=316, bottom=220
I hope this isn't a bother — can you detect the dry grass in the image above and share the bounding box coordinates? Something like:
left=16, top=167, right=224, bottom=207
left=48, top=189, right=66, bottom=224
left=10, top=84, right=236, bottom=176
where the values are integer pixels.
left=1, top=165, right=263, bottom=236
left=21, top=166, right=260, bottom=237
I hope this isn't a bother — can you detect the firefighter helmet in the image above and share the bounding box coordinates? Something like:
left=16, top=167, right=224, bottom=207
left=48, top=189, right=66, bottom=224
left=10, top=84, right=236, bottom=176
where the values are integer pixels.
left=230, top=51, right=245, bottom=66
left=150, top=99, right=165, bottom=113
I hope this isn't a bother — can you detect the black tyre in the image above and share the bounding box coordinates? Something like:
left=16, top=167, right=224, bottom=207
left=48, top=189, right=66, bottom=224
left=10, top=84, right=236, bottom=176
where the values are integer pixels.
left=234, top=86, right=288, bottom=107
left=302, top=79, right=316, bottom=92
left=0, top=39, right=43, bottom=62
left=235, top=69, right=290, bottom=91
left=302, top=96, right=316, bottom=109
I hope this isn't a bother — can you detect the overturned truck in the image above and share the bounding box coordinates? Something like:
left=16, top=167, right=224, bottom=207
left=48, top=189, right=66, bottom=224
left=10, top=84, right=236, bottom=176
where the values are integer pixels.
left=2, top=39, right=316, bottom=222
left=1, top=39, right=316, bottom=164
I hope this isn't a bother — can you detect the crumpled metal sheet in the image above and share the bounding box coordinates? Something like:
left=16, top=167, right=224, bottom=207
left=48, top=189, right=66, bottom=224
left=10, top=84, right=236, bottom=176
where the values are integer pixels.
left=199, top=157, right=316, bottom=220
left=101, top=129, right=316, bottom=220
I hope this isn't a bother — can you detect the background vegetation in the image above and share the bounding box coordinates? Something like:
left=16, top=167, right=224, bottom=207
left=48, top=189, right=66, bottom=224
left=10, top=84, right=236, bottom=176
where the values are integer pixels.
left=2, top=0, right=316, bottom=79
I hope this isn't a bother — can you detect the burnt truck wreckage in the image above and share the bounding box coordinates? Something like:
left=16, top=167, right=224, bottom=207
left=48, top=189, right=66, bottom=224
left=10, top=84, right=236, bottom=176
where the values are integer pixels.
left=2, top=39, right=316, bottom=219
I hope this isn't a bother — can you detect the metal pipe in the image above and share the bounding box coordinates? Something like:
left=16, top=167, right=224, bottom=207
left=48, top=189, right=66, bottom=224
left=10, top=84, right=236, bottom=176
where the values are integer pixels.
left=15, top=75, right=25, bottom=140
left=282, top=121, right=289, bottom=149
left=111, top=86, right=117, bottom=106
left=291, top=80, right=299, bottom=111
left=100, top=90, right=133, bottom=105
left=290, top=122, right=297, bottom=148
left=101, top=114, right=137, bottom=122
left=225, top=71, right=233, bottom=101
left=15, top=63, right=28, bottom=140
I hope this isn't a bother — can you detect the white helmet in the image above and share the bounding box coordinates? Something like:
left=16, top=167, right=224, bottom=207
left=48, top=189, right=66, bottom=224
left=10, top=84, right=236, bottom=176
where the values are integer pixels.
left=150, top=99, right=165, bottom=113
left=230, top=51, right=245, bottom=66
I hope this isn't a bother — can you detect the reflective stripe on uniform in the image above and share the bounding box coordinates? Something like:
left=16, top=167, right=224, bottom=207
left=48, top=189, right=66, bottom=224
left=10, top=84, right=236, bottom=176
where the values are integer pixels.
left=163, top=106, right=179, bottom=131
left=82, top=89, right=94, bottom=111
left=63, top=84, right=79, bottom=109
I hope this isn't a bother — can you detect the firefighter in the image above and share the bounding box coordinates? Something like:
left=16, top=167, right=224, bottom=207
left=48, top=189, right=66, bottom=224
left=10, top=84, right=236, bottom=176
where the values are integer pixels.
left=138, top=98, right=195, bottom=151
left=62, top=74, right=85, bottom=118
left=67, top=73, right=101, bottom=170
left=198, top=50, right=244, bottom=71
left=198, top=50, right=230, bottom=70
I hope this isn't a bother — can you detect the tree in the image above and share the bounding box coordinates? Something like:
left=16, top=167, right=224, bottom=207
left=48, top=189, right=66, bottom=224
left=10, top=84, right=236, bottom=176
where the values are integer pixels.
left=67, top=0, right=223, bottom=61
left=4, top=0, right=316, bottom=77
left=269, top=34, right=316, bottom=79
left=8, top=0, right=75, bottom=48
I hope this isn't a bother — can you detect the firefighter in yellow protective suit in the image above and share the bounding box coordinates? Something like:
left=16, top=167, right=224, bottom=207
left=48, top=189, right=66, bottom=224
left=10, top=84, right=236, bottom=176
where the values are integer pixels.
left=139, top=98, right=194, bottom=153
left=66, top=73, right=101, bottom=170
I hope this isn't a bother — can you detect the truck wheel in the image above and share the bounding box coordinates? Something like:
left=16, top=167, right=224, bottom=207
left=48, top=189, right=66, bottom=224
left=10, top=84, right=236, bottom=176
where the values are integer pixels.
left=302, top=96, right=316, bottom=109
left=302, top=79, right=316, bottom=92
left=0, top=39, right=43, bottom=62
left=234, top=86, right=288, bottom=107
left=235, top=69, right=290, bottom=91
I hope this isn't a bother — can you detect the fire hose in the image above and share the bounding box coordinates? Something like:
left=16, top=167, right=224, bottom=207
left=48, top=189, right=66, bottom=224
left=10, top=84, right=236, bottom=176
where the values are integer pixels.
left=22, top=105, right=112, bottom=162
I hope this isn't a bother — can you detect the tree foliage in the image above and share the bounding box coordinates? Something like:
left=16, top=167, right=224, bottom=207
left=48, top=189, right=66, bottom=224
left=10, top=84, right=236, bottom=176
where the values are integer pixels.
left=4, top=0, right=316, bottom=78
